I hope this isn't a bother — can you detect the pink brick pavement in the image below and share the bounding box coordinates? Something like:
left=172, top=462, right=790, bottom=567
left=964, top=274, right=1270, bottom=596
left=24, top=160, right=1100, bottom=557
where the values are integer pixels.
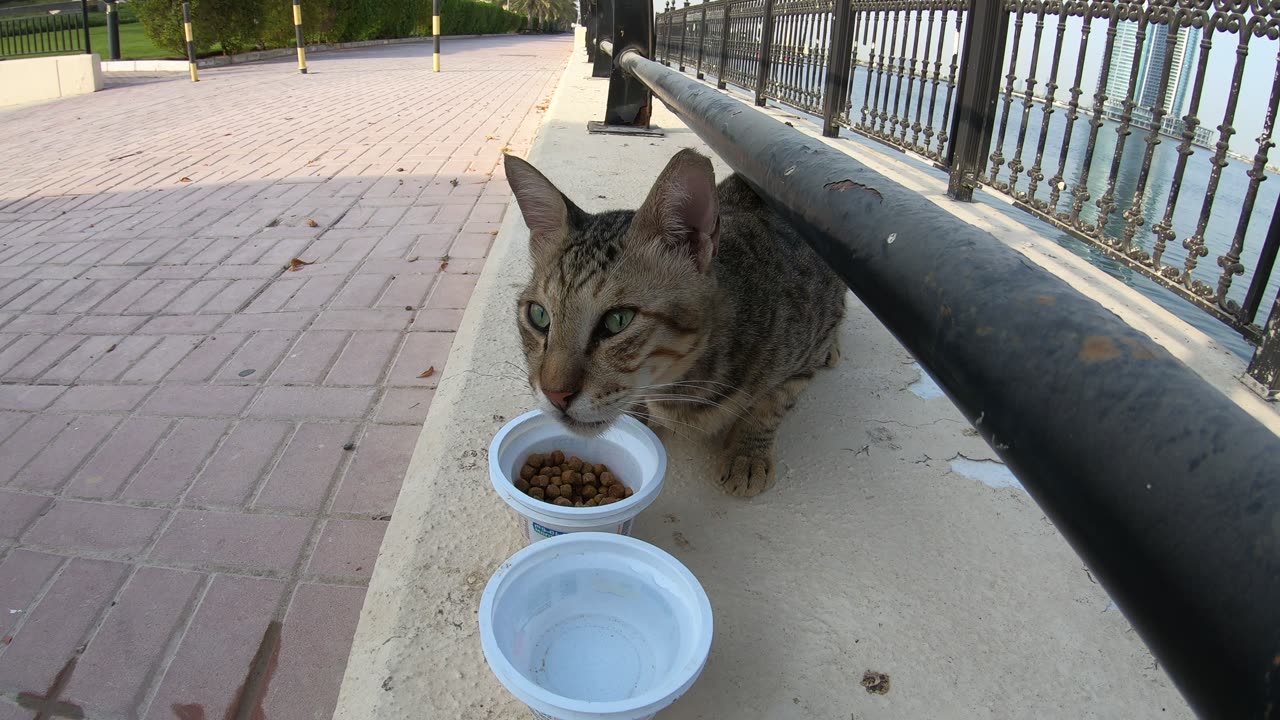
left=0, top=35, right=570, bottom=720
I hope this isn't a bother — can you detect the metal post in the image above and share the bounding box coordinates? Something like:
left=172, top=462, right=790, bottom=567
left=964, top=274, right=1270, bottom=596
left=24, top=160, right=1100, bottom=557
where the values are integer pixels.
left=80, top=0, right=90, bottom=55
left=678, top=0, right=688, bottom=72
left=945, top=0, right=1009, bottom=201
left=695, top=2, right=707, bottom=79
left=1247, top=295, right=1280, bottom=395
left=433, top=0, right=441, bottom=72
left=105, top=0, right=120, bottom=60
left=587, top=0, right=658, bottom=134
left=591, top=0, right=613, bottom=78
left=182, top=1, right=198, bottom=82
left=821, top=0, right=854, bottom=137
left=292, top=0, right=307, bottom=73
left=754, top=0, right=776, bottom=106
left=717, top=0, right=730, bottom=89
left=585, top=0, right=597, bottom=62
left=665, top=0, right=675, bottom=65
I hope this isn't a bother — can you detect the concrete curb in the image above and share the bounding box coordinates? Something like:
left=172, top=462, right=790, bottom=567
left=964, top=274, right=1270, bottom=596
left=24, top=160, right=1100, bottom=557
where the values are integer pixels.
left=101, top=33, right=512, bottom=73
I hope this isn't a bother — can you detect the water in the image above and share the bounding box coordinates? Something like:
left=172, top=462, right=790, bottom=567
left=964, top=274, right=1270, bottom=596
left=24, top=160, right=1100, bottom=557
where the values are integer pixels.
left=839, top=66, right=1279, bottom=358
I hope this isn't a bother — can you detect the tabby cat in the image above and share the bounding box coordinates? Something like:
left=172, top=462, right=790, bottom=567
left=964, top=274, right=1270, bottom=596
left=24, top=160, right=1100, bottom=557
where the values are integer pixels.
left=504, top=149, right=846, bottom=497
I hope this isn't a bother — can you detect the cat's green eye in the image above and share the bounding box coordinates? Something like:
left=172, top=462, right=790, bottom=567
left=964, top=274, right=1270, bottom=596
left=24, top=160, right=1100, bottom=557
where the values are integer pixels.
left=528, top=302, right=551, bottom=330
left=602, top=308, right=636, bottom=336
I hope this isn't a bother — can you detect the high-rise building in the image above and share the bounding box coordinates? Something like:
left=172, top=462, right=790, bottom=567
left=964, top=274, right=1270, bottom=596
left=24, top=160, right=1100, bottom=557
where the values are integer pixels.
left=1101, top=22, right=1205, bottom=144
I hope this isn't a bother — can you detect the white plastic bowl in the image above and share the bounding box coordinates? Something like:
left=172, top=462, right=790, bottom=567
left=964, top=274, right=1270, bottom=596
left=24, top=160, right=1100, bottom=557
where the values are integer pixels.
left=479, top=532, right=714, bottom=720
left=489, top=409, right=667, bottom=543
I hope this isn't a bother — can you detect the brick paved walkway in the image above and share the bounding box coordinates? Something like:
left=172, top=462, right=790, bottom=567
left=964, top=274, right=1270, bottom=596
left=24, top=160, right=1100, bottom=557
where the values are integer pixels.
left=0, top=35, right=570, bottom=720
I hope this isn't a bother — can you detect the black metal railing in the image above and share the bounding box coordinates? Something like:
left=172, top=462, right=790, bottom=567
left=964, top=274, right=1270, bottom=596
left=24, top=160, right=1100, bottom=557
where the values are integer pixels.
left=651, top=0, right=1280, bottom=393
left=0, top=0, right=91, bottom=59
left=590, top=3, right=1280, bottom=717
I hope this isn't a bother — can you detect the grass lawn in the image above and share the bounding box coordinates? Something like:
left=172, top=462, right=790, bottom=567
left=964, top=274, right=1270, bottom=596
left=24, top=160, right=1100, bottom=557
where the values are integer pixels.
left=89, top=22, right=177, bottom=60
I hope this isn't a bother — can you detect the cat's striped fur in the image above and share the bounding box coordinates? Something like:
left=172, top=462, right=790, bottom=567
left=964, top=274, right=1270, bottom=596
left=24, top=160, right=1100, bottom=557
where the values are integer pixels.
left=505, top=149, right=846, bottom=497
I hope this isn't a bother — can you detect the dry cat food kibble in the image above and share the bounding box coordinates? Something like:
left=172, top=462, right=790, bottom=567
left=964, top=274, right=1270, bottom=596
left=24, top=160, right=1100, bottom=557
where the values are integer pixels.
left=515, top=450, right=634, bottom=507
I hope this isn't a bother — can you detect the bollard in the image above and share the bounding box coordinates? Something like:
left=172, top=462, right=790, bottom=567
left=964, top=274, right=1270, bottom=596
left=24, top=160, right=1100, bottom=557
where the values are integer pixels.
left=105, top=0, right=121, bottom=60
left=182, top=1, right=198, bottom=82
left=432, top=0, right=441, bottom=72
left=292, top=0, right=307, bottom=73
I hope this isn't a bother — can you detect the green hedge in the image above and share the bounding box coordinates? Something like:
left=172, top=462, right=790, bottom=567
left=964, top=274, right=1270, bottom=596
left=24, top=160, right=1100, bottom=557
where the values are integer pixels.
left=132, top=0, right=522, bottom=57
left=86, top=3, right=141, bottom=26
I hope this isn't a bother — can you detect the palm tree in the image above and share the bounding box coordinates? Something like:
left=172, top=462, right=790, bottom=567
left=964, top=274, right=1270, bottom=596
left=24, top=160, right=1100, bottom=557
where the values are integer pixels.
left=508, top=0, right=575, bottom=32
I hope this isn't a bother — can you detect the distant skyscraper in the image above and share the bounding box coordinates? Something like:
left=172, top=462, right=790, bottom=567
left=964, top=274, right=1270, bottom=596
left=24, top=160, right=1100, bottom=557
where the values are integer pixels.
left=1101, top=22, right=1203, bottom=139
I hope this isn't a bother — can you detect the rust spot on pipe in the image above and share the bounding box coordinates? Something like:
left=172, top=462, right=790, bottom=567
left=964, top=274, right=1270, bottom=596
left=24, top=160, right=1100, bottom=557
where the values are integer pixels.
left=1120, top=337, right=1158, bottom=360
left=824, top=179, right=882, bottom=202
left=1035, top=294, right=1056, bottom=305
left=1080, top=336, right=1122, bottom=363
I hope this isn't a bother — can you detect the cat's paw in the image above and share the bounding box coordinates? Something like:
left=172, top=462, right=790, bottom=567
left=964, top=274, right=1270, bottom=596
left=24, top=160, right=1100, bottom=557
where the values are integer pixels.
left=825, top=342, right=841, bottom=368
left=718, top=449, right=775, bottom=498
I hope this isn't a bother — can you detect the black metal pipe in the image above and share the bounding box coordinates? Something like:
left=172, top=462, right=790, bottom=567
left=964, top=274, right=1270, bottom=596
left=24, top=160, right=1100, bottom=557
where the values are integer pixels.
left=614, top=46, right=1280, bottom=719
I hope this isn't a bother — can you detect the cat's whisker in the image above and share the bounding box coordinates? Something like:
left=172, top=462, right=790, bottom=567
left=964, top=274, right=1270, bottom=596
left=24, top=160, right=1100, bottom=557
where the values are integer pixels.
left=629, top=393, right=757, bottom=426
left=618, top=402, right=709, bottom=436
left=619, top=405, right=699, bottom=444
left=632, top=380, right=757, bottom=415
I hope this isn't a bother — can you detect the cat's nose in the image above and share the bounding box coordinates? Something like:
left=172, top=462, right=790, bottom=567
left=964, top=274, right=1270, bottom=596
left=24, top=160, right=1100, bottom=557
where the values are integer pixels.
left=543, top=389, right=577, bottom=412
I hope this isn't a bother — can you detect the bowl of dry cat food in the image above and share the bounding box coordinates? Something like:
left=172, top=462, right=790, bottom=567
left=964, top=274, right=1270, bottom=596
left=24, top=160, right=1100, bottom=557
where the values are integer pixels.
left=489, top=409, right=666, bottom=543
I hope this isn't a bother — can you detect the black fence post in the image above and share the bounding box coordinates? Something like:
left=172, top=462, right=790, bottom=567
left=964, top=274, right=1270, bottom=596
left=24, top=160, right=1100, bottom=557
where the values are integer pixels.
left=105, top=0, right=121, bottom=60
left=678, top=1, right=688, bottom=72
left=945, top=0, right=1008, bottom=201
left=663, top=1, right=673, bottom=66
left=1248, top=297, right=1280, bottom=396
left=695, top=2, right=707, bottom=79
left=591, top=0, right=614, bottom=78
left=585, top=0, right=597, bottom=62
left=821, top=0, right=854, bottom=137
left=80, top=0, right=90, bottom=55
left=182, top=1, right=197, bottom=82
left=716, top=0, right=730, bottom=89
left=754, top=0, right=776, bottom=106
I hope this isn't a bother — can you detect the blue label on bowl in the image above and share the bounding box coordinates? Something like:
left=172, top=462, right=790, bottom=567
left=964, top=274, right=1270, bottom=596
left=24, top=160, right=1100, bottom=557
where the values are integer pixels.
left=531, top=521, right=563, bottom=538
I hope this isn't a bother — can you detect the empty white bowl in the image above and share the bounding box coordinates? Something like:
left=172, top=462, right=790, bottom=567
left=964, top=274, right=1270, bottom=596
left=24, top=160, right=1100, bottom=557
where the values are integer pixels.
left=479, top=532, right=713, bottom=719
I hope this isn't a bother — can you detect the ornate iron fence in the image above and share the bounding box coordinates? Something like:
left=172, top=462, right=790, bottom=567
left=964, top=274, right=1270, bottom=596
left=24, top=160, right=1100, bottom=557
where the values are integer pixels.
left=655, top=0, right=1280, bottom=393
left=0, top=0, right=91, bottom=59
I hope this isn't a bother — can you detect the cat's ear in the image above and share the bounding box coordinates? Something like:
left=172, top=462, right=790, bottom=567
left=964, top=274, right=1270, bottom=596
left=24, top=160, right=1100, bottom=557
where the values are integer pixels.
left=633, top=149, right=720, bottom=273
left=504, top=154, right=580, bottom=252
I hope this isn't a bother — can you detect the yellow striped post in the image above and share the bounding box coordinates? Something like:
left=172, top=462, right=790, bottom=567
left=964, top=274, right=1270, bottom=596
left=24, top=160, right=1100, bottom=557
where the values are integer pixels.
left=293, top=0, right=307, bottom=73
left=432, top=0, right=441, bottom=72
left=182, top=1, right=198, bottom=82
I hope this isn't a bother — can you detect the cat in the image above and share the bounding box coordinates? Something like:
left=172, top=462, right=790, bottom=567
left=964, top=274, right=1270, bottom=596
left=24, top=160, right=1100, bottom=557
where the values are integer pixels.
left=504, top=148, right=846, bottom=498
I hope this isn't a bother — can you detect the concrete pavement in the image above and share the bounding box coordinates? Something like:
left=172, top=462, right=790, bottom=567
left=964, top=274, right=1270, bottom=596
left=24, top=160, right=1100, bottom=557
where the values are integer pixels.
left=0, top=34, right=571, bottom=720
